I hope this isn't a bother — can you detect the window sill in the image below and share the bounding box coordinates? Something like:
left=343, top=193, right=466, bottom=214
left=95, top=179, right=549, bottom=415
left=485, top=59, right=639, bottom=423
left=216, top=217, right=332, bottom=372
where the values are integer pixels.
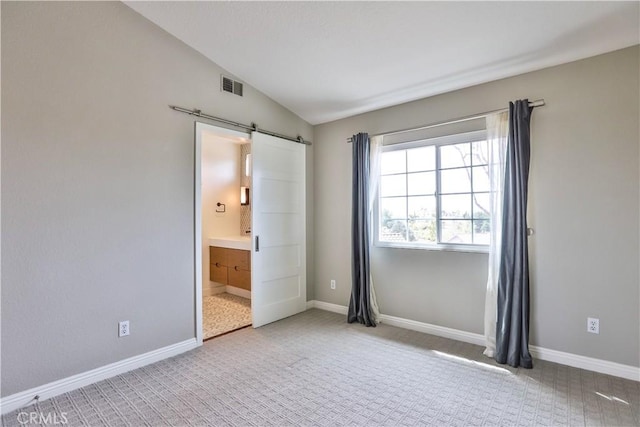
left=374, top=241, right=489, bottom=254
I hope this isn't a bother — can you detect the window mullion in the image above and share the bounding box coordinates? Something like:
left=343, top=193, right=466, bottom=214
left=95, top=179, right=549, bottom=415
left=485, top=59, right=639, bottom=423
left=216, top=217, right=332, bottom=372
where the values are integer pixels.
left=405, top=152, right=409, bottom=242
left=470, top=142, right=474, bottom=244
left=436, top=145, right=442, bottom=244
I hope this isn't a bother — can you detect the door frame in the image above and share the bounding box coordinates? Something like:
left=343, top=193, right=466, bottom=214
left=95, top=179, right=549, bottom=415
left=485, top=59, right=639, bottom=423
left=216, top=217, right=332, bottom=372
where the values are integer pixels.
left=194, top=122, right=251, bottom=345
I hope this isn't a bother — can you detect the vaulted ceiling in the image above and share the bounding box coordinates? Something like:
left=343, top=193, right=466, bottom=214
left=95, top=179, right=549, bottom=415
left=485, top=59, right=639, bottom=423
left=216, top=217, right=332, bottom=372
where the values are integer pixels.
left=125, top=1, right=639, bottom=125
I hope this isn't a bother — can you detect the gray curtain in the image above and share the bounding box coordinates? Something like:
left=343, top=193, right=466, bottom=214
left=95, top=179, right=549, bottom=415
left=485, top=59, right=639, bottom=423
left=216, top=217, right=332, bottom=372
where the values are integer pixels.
left=495, top=100, right=533, bottom=368
left=348, top=132, right=376, bottom=327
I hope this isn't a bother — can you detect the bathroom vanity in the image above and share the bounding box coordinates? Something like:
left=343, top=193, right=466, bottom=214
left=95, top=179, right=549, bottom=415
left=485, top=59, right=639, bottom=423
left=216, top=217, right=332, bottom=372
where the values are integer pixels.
left=208, top=236, right=252, bottom=291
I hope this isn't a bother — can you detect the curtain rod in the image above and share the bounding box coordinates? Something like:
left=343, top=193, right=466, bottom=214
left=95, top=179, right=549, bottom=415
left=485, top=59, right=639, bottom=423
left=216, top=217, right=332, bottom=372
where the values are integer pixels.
left=346, top=99, right=545, bottom=142
left=169, top=105, right=312, bottom=145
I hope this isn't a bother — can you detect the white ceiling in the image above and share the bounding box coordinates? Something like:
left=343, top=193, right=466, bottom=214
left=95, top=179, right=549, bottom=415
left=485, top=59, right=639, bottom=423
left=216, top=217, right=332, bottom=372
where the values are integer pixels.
left=125, top=1, right=639, bottom=125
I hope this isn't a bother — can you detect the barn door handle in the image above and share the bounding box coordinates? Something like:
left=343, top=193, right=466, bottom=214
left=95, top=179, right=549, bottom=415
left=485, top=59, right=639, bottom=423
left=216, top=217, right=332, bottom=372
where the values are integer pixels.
left=255, top=235, right=259, bottom=252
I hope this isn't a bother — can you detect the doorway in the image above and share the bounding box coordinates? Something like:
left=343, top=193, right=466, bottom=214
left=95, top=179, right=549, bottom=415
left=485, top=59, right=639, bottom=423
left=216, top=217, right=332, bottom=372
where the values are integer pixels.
left=195, top=123, right=252, bottom=342
left=195, top=122, right=307, bottom=345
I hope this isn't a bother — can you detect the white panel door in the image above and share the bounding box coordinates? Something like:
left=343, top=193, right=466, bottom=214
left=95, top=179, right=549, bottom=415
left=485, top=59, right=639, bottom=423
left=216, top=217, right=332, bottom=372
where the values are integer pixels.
left=251, top=132, right=306, bottom=327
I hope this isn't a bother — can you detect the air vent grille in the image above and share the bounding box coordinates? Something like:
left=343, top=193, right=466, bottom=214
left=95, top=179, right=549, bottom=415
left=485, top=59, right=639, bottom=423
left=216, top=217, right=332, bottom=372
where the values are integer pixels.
left=233, top=81, right=243, bottom=96
left=221, top=75, right=243, bottom=97
left=222, top=76, right=233, bottom=93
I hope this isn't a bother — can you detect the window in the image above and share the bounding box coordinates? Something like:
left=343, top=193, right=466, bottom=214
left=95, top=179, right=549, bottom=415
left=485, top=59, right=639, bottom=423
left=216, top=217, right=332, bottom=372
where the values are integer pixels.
left=376, top=130, right=490, bottom=251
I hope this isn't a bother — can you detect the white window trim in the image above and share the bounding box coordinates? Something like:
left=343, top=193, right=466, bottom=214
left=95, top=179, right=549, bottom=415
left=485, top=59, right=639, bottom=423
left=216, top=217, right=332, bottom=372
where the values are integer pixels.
left=374, top=130, right=490, bottom=253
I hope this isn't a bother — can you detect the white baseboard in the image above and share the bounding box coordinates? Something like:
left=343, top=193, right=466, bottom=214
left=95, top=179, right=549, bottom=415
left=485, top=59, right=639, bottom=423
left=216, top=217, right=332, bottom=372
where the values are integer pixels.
left=0, top=338, right=198, bottom=415
left=528, top=345, right=639, bottom=381
left=307, top=300, right=348, bottom=314
left=203, top=282, right=226, bottom=297
left=380, top=313, right=486, bottom=347
left=308, top=300, right=639, bottom=381
left=225, top=286, right=251, bottom=299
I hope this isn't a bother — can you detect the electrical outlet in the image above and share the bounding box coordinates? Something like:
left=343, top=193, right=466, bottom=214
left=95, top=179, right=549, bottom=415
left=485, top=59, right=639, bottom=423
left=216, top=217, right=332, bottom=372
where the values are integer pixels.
left=119, top=321, right=130, bottom=337
left=587, top=317, right=599, bottom=334
left=330, top=280, right=336, bottom=290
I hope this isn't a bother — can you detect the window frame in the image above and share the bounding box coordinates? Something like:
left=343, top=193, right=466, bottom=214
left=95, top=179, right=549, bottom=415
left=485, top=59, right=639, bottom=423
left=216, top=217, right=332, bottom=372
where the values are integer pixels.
left=374, top=130, right=490, bottom=253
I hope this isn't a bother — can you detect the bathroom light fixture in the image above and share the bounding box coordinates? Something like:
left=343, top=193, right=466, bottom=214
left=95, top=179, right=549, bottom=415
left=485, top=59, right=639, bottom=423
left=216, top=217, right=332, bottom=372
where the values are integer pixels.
left=245, top=154, right=251, bottom=177
left=240, top=187, right=250, bottom=206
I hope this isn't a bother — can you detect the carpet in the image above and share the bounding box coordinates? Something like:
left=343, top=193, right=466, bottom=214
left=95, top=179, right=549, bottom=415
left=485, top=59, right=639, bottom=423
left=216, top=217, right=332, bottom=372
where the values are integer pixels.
left=2, top=309, right=638, bottom=426
left=202, top=293, right=251, bottom=340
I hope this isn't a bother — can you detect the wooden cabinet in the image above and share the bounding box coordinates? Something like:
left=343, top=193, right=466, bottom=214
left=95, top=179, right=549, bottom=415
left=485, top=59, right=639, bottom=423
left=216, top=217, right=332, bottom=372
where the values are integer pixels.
left=227, top=249, right=251, bottom=290
left=227, top=249, right=250, bottom=271
left=209, top=247, right=228, bottom=284
left=209, top=246, right=251, bottom=291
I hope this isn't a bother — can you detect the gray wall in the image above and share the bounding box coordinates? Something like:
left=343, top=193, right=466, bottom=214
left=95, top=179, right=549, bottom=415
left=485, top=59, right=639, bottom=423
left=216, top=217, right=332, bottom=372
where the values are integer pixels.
left=1, top=1, right=313, bottom=396
left=314, top=46, right=639, bottom=367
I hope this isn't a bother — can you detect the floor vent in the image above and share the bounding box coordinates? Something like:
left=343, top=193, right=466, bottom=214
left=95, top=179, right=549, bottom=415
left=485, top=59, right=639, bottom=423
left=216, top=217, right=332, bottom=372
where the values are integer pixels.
left=221, top=75, right=243, bottom=97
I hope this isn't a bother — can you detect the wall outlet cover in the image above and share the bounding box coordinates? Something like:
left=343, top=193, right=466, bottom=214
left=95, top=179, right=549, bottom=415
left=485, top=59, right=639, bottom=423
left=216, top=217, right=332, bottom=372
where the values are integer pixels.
left=119, top=321, right=130, bottom=337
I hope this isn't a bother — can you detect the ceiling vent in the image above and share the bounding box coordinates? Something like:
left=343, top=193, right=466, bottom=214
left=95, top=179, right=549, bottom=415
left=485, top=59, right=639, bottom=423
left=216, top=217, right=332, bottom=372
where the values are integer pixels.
left=221, top=75, right=243, bottom=97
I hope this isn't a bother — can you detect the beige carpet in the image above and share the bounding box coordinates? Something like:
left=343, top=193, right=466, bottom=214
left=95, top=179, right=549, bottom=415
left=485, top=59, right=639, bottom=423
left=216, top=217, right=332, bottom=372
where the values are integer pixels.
left=202, top=293, right=251, bottom=340
left=2, top=309, right=639, bottom=426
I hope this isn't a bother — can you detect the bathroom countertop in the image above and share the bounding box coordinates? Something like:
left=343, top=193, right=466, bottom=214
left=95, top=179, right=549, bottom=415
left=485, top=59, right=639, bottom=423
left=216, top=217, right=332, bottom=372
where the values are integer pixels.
left=208, top=235, right=252, bottom=251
